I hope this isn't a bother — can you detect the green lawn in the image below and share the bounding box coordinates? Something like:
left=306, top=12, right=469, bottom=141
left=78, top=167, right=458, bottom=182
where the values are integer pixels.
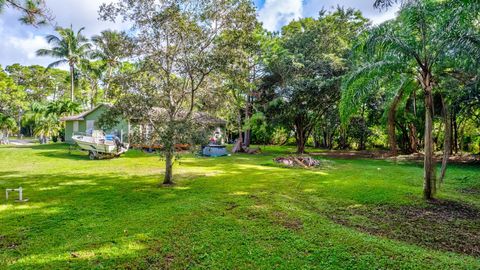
left=0, top=144, right=479, bottom=269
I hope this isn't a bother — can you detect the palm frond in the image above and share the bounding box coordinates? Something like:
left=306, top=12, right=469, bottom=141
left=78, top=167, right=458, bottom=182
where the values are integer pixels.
left=47, top=59, right=68, bottom=70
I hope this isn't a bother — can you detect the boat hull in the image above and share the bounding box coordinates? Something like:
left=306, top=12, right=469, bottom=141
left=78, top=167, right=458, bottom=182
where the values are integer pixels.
left=72, top=135, right=129, bottom=158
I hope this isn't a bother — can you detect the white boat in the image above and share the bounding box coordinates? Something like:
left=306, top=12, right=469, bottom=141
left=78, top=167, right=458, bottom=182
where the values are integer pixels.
left=72, top=131, right=129, bottom=160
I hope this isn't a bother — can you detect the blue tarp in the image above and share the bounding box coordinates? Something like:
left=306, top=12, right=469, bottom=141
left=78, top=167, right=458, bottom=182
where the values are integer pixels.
left=203, top=145, right=228, bottom=157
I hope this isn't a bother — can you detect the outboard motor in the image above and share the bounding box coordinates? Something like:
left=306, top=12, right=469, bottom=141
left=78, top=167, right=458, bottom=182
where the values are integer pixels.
left=114, top=136, right=126, bottom=150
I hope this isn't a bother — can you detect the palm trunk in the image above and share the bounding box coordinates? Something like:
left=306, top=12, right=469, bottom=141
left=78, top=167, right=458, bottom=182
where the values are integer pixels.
left=440, top=95, right=451, bottom=183
left=388, top=89, right=404, bottom=156
left=405, top=96, right=418, bottom=153
left=69, top=64, right=75, bottom=102
left=453, top=112, right=458, bottom=154
left=423, top=82, right=436, bottom=200
left=359, top=105, right=366, bottom=151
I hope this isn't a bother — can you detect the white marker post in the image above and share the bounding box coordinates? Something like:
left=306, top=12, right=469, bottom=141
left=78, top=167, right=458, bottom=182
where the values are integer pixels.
left=5, top=187, right=29, bottom=202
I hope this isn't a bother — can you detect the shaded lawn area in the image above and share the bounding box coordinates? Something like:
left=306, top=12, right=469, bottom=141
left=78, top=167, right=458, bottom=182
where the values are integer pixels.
left=0, top=144, right=479, bottom=269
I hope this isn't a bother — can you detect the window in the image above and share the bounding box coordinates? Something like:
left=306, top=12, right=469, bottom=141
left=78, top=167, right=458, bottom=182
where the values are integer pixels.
left=86, top=120, right=95, bottom=134
left=73, top=121, right=79, bottom=132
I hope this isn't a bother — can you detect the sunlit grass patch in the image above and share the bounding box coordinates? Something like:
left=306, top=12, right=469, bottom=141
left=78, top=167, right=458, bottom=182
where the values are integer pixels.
left=0, top=144, right=479, bottom=269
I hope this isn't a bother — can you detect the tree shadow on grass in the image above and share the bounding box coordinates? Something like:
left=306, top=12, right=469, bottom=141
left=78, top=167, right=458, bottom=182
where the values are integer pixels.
left=326, top=199, right=480, bottom=257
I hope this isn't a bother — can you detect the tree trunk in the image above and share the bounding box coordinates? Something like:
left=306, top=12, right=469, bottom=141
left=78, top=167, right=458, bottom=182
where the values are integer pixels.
left=296, top=135, right=306, bottom=154
left=408, top=123, right=418, bottom=153
left=423, top=83, right=436, bottom=200
left=313, top=131, right=321, bottom=148
left=237, top=109, right=243, bottom=141
left=17, top=113, right=22, bottom=139
left=388, top=89, right=404, bottom=156
left=449, top=110, right=454, bottom=155
left=440, top=96, right=451, bottom=183
left=295, top=120, right=307, bottom=154
left=244, top=96, right=251, bottom=147
left=338, top=127, right=348, bottom=150
left=70, top=64, right=75, bottom=102
left=104, top=67, right=113, bottom=101
left=163, top=144, right=174, bottom=185
left=359, top=105, right=366, bottom=151
left=323, top=131, right=328, bottom=148
left=453, top=112, right=458, bottom=154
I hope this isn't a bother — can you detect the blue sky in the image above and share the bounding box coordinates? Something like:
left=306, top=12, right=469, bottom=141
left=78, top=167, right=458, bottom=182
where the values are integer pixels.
left=0, top=0, right=399, bottom=68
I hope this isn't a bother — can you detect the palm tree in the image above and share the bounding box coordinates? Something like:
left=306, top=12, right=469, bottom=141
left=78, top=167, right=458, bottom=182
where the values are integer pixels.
left=34, top=114, right=61, bottom=144
left=79, top=61, right=104, bottom=108
left=36, top=26, right=92, bottom=102
left=0, top=113, right=17, bottom=144
left=46, top=99, right=82, bottom=117
left=91, top=30, right=128, bottom=100
left=342, top=0, right=480, bottom=199
left=341, top=62, right=417, bottom=157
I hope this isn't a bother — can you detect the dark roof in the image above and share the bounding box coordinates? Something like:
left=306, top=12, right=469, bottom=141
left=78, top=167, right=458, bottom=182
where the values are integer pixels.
left=192, top=112, right=227, bottom=126
left=149, top=108, right=226, bottom=126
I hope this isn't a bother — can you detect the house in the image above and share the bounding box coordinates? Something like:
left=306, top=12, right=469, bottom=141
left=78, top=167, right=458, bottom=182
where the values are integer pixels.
left=61, top=104, right=226, bottom=146
left=61, top=104, right=130, bottom=144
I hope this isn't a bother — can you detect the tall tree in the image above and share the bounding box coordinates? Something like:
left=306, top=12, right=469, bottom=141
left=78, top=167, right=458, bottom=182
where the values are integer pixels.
left=91, top=30, right=129, bottom=100
left=100, top=0, right=253, bottom=185
left=79, top=60, right=104, bottom=108
left=218, top=4, right=262, bottom=148
left=262, top=9, right=368, bottom=154
left=0, top=113, right=17, bottom=144
left=0, top=66, right=26, bottom=135
left=36, top=26, right=92, bottom=102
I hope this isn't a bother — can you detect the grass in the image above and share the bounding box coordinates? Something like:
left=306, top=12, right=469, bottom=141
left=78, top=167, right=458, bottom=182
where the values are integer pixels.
left=0, top=144, right=479, bottom=269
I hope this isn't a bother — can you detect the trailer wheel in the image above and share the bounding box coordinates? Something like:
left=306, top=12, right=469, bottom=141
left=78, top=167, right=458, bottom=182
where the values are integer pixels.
left=88, top=151, right=96, bottom=160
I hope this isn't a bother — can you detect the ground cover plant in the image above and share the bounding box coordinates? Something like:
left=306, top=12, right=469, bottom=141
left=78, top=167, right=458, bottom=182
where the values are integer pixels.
left=1, top=144, right=479, bottom=269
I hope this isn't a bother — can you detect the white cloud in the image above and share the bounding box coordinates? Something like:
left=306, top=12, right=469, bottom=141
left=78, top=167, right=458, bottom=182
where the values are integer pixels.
left=302, top=0, right=399, bottom=25
left=369, top=8, right=398, bottom=25
left=258, top=0, right=303, bottom=31
left=0, top=0, right=126, bottom=68
left=8, top=35, right=49, bottom=60
left=45, top=0, right=125, bottom=35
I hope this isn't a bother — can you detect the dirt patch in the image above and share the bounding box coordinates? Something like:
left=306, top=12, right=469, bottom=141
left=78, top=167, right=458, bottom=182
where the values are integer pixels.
left=392, top=153, right=480, bottom=164
left=328, top=200, right=480, bottom=257
left=311, top=150, right=480, bottom=164
left=0, top=235, right=20, bottom=250
left=163, top=253, right=175, bottom=269
left=225, top=201, right=239, bottom=211
left=311, top=150, right=390, bottom=159
left=459, top=188, right=480, bottom=195
left=273, top=211, right=303, bottom=231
